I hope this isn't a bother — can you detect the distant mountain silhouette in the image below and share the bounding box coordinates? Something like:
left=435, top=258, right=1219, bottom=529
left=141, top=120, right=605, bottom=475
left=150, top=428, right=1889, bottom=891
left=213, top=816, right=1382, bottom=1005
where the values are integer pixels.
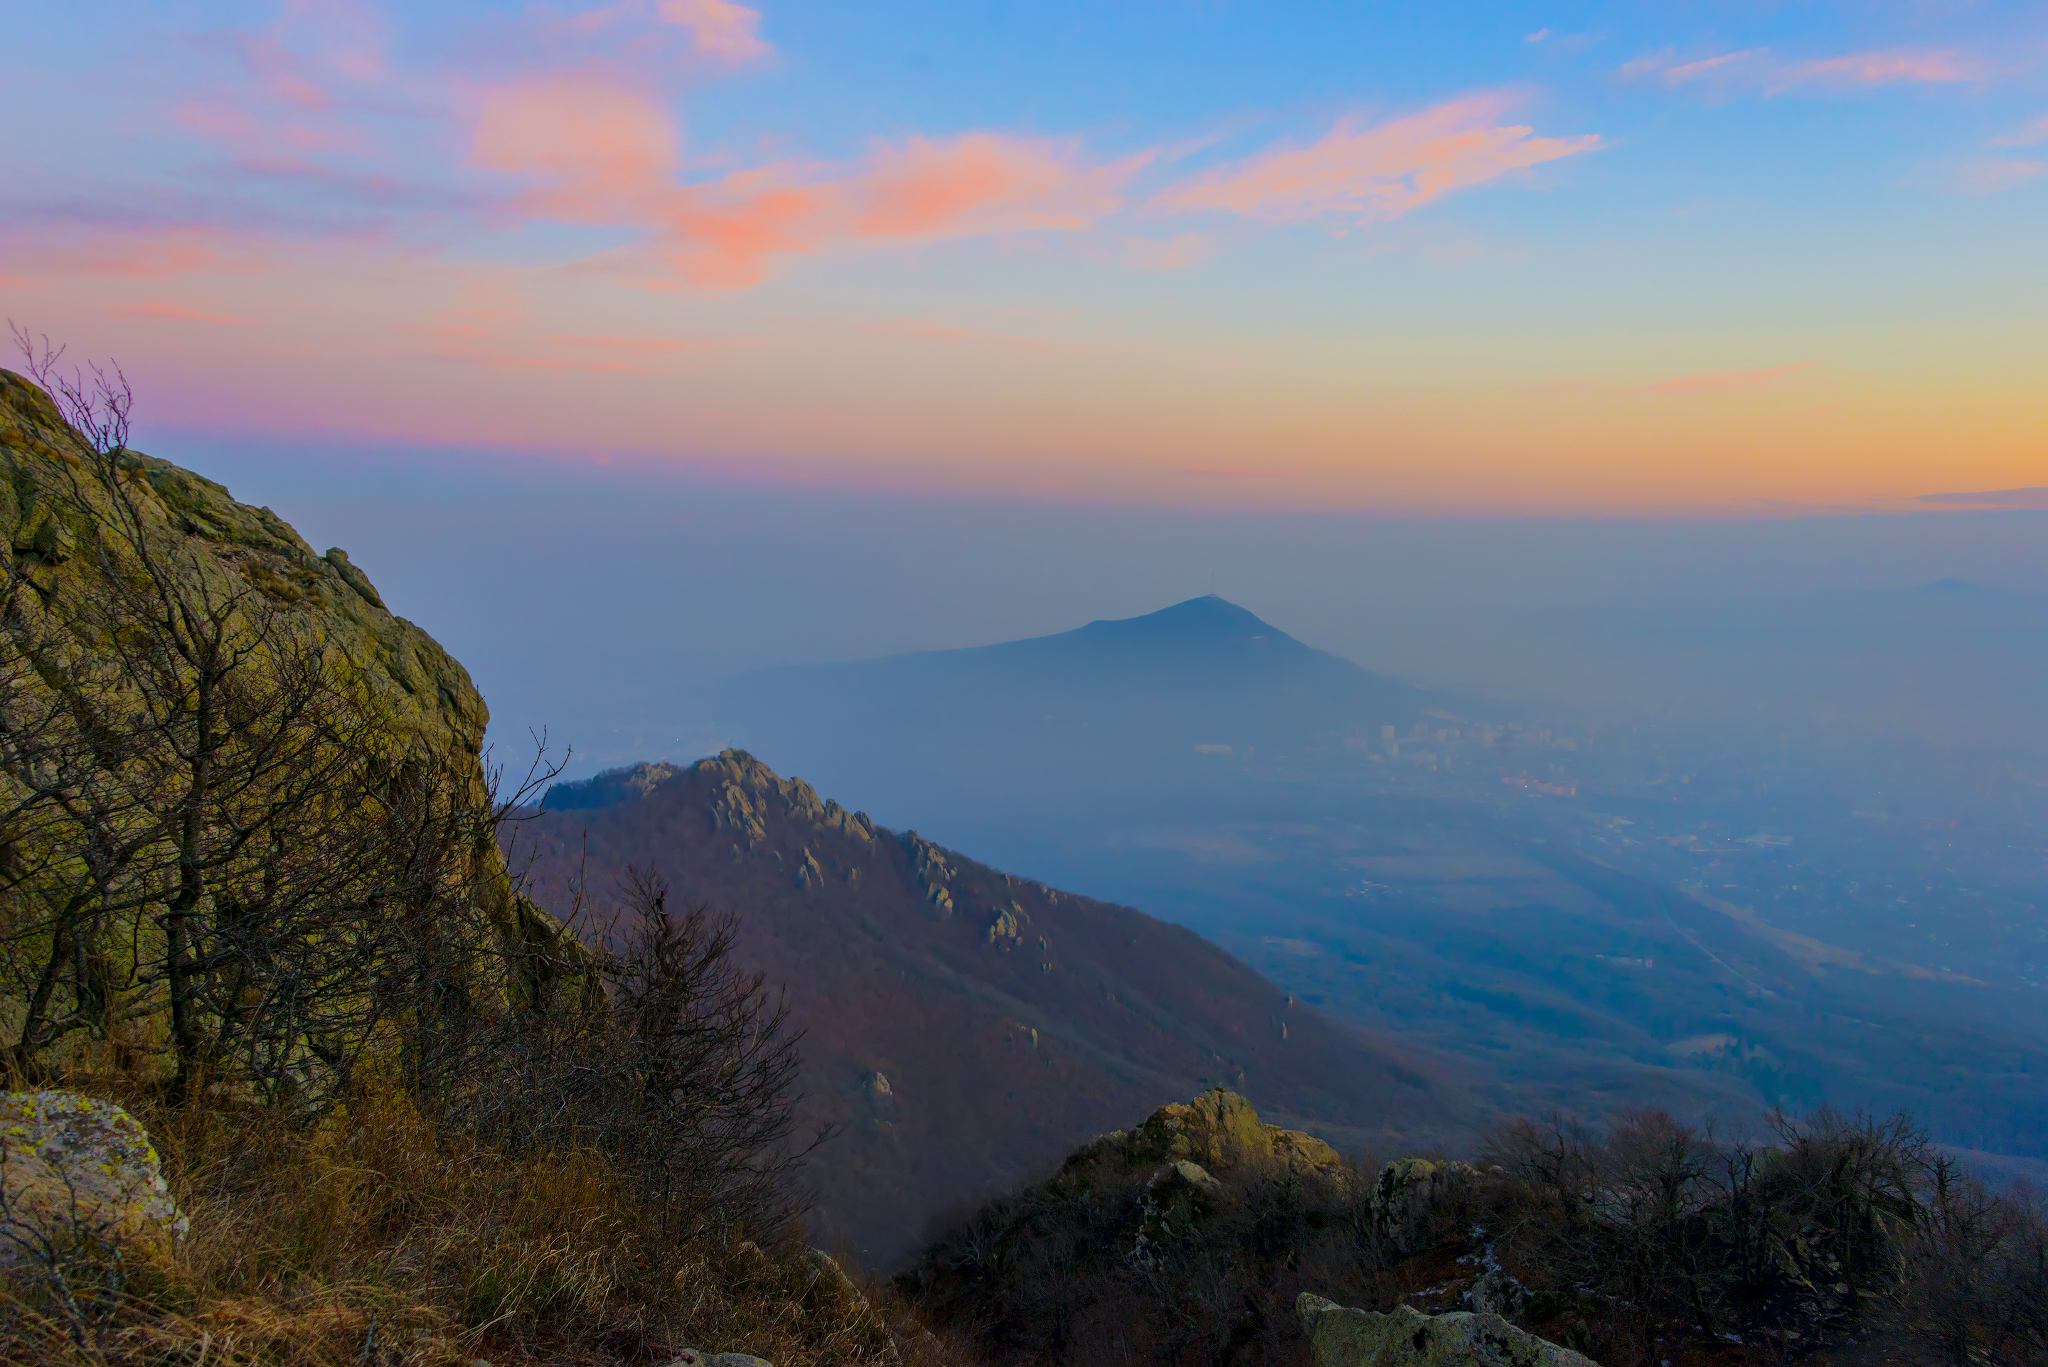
left=519, top=751, right=1479, bottom=1263
left=711, top=597, right=1434, bottom=831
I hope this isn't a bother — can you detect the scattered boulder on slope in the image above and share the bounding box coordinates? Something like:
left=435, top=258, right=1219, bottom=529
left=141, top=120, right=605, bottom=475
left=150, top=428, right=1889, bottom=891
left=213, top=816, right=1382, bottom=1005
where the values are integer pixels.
left=1297, top=1292, right=1596, bottom=1367
left=0, top=1090, right=187, bottom=1266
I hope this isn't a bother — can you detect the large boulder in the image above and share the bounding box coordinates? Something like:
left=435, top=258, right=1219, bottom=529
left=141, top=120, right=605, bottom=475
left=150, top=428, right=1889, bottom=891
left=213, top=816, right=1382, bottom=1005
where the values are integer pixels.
left=0, top=369, right=584, bottom=1078
left=0, top=1091, right=187, bottom=1266
left=1297, top=1293, right=1596, bottom=1367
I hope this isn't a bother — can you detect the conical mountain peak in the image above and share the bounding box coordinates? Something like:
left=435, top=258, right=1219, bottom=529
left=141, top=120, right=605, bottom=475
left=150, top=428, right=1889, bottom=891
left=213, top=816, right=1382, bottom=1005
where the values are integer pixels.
left=1076, top=595, right=1299, bottom=646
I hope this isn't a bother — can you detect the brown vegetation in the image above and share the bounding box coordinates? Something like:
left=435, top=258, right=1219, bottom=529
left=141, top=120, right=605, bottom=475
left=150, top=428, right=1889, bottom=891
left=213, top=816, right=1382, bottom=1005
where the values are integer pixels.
left=0, top=1070, right=944, bottom=1367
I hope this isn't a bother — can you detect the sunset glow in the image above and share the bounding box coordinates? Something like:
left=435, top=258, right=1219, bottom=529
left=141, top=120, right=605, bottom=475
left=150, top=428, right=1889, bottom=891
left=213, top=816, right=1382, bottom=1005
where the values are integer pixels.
left=4, top=1, right=2045, bottom=512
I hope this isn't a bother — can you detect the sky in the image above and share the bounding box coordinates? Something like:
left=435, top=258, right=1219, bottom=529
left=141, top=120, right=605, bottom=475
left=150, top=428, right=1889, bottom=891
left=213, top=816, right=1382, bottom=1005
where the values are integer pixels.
left=6, top=0, right=2047, bottom=514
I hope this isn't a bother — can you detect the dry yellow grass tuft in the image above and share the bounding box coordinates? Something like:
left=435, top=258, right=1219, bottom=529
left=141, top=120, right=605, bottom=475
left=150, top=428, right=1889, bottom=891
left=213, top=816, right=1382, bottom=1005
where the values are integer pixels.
left=0, top=1077, right=959, bottom=1367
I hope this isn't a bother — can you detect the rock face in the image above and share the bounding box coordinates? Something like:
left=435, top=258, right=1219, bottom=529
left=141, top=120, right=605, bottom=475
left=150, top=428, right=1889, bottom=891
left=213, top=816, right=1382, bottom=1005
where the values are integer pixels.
left=1, top=371, right=484, bottom=759
left=0, top=370, right=578, bottom=1077
left=0, top=1091, right=187, bottom=1265
left=1297, top=1294, right=1596, bottom=1367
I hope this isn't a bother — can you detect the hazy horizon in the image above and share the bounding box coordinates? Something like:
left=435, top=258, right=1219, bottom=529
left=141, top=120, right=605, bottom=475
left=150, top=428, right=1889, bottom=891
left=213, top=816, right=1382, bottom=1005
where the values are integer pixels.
left=144, top=432, right=2048, bottom=788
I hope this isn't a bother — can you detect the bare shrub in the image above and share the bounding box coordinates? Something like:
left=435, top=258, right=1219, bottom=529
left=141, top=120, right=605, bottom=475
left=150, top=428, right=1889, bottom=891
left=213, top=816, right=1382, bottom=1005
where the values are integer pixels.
left=1482, top=1105, right=2048, bottom=1365
left=445, top=866, right=817, bottom=1238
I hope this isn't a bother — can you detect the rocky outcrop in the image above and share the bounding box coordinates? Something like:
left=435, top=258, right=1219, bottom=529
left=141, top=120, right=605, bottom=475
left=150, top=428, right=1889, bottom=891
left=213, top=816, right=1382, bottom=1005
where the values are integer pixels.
left=985, top=901, right=1026, bottom=949
left=0, top=370, right=581, bottom=1076
left=545, top=751, right=881, bottom=851
left=1071, top=1087, right=1345, bottom=1180
left=0, top=1091, right=187, bottom=1265
left=1297, top=1293, right=1596, bottom=1367
left=1, top=371, right=485, bottom=760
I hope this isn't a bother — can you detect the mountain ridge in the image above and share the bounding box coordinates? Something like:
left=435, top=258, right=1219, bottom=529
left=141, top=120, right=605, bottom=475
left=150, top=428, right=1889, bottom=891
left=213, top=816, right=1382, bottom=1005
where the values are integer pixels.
left=519, top=751, right=1486, bottom=1263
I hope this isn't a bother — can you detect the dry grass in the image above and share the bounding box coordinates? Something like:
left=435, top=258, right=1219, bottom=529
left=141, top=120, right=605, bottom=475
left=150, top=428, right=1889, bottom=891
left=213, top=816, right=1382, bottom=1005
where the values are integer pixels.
left=0, top=1078, right=963, bottom=1367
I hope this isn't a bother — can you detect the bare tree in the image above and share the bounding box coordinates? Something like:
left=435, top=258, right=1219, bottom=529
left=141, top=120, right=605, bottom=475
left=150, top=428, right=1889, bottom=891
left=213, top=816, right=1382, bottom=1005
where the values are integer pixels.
left=447, top=866, right=818, bottom=1235
left=2, top=333, right=560, bottom=1104
left=9, top=322, right=131, bottom=456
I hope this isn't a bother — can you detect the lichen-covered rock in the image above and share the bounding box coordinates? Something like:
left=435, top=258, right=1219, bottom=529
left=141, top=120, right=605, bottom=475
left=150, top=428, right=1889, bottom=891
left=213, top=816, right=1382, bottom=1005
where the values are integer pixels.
left=0, top=1090, right=187, bottom=1264
left=1298, top=1293, right=1596, bottom=1367
left=706, top=1355, right=774, bottom=1367
left=986, top=902, right=1026, bottom=948
left=0, top=370, right=584, bottom=1074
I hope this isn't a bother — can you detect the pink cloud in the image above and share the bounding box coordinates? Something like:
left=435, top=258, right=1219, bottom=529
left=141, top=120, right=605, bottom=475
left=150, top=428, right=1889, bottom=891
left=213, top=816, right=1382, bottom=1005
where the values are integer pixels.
left=269, top=0, right=390, bottom=85
left=476, top=98, right=1137, bottom=289
left=1992, top=115, right=2048, bottom=148
left=662, top=172, right=827, bottom=288
left=1642, top=361, right=1814, bottom=395
left=851, top=135, right=1141, bottom=238
left=1623, top=46, right=1982, bottom=94
left=1960, top=158, right=2046, bottom=194
left=116, top=303, right=252, bottom=326
left=472, top=73, right=679, bottom=214
left=1147, top=95, right=1600, bottom=224
left=1660, top=50, right=1768, bottom=84
left=1773, top=49, right=1979, bottom=90
left=3, top=230, right=240, bottom=279
left=657, top=0, right=772, bottom=66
